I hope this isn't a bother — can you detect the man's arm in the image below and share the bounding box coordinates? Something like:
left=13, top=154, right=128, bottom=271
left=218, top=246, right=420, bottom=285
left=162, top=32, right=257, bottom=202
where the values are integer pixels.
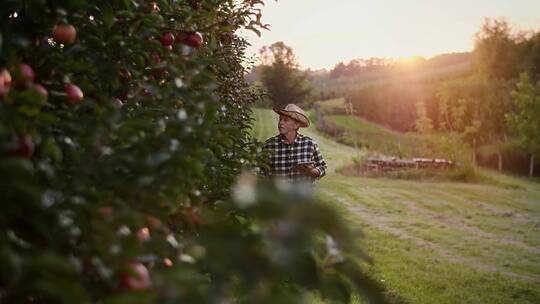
left=312, top=142, right=327, bottom=178
left=293, top=141, right=327, bottom=179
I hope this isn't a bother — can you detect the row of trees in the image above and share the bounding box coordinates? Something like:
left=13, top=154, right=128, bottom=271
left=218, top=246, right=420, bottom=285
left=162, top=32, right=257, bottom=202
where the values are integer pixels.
left=344, top=18, right=540, bottom=176
left=1, top=1, right=385, bottom=303
left=432, top=18, right=540, bottom=175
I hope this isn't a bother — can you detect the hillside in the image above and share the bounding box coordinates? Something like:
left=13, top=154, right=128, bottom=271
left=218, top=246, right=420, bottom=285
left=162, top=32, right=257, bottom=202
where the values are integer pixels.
left=252, top=108, right=540, bottom=304
left=309, top=53, right=472, bottom=98
left=314, top=98, right=446, bottom=160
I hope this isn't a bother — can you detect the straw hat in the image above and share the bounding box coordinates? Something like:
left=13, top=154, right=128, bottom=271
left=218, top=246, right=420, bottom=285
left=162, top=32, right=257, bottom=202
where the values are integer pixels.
left=273, top=104, right=310, bottom=128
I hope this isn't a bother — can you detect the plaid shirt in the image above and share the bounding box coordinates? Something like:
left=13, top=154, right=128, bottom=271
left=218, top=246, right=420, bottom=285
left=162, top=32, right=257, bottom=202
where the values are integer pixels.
left=263, top=133, right=327, bottom=182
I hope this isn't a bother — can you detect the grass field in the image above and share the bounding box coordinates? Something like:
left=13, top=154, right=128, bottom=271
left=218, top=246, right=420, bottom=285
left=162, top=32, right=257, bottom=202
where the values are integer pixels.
left=251, top=108, right=540, bottom=303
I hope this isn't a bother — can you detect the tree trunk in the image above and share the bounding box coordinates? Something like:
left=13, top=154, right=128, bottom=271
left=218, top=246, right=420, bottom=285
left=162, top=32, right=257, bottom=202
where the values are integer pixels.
left=530, top=154, right=535, bottom=177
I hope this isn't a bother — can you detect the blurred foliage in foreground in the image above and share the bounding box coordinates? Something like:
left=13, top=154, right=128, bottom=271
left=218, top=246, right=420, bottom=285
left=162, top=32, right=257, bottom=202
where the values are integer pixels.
left=0, top=1, right=387, bottom=303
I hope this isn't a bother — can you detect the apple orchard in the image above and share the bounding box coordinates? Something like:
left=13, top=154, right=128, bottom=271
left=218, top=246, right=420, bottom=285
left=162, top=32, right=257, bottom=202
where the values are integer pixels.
left=0, top=1, right=385, bottom=303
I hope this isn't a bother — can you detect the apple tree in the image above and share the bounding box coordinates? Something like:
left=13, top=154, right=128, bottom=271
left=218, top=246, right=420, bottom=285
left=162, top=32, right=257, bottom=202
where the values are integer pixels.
left=0, top=1, right=386, bottom=303
left=507, top=73, right=540, bottom=177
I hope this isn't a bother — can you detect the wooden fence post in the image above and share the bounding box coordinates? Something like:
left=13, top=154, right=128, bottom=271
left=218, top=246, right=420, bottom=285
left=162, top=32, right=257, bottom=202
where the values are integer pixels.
left=530, top=153, right=535, bottom=177
left=472, top=137, right=477, bottom=169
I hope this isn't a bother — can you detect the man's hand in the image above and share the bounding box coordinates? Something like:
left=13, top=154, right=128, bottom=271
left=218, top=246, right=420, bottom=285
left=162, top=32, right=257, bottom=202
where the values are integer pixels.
left=293, top=163, right=320, bottom=179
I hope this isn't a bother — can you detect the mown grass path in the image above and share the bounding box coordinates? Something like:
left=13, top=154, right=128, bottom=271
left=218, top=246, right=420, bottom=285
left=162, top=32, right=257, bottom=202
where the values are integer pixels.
left=252, top=108, right=540, bottom=304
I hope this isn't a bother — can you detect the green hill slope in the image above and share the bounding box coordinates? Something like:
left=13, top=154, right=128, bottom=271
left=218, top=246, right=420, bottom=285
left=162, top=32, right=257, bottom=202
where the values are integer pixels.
left=252, top=108, right=540, bottom=304
left=314, top=98, right=471, bottom=161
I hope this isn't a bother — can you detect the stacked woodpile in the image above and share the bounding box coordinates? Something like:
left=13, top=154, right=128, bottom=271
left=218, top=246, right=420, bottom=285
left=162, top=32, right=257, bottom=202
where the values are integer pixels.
left=365, top=157, right=456, bottom=174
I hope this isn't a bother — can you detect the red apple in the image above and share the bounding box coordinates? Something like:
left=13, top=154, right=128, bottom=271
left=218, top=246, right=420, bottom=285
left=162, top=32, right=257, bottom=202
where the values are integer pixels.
left=8, top=134, right=34, bottom=159
left=163, top=258, right=173, bottom=267
left=0, top=69, right=11, bottom=98
left=33, top=84, right=48, bottom=102
left=65, top=84, right=84, bottom=104
left=161, top=32, right=174, bottom=47
left=52, top=24, right=77, bottom=44
left=149, top=2, right=160, bottom=13
left=120, top=262, right=151, bottom=290
left=184, top=32, right=203, bottom=48
left=98, top=207, right=114, bottom=220
left=116, top=91, right=128, bottom=102
left=144, top=214, right=162, bottom=229
left=136, top=227, right=150, bottom=241
left=1, top=69, right=12, bottom=87
left=118, top=68, right=132, bottom=81
left=15, top=64, right=35, bottom=86
left=184, top=206, right=203, bottom=225
left=149, top=52, right=161, bottom=64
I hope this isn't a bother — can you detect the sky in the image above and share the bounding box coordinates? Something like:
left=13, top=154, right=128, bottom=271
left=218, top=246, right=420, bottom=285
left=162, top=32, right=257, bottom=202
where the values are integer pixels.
left=241, top=0, right=540, bottom=70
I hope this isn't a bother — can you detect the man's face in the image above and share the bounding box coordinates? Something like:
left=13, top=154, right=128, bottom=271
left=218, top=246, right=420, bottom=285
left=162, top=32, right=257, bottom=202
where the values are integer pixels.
left=278, top=115, right=300, bottom=135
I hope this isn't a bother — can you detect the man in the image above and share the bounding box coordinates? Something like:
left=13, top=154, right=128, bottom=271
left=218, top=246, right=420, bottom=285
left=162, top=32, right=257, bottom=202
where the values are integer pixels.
left=263, top=104, right=327, bottom=182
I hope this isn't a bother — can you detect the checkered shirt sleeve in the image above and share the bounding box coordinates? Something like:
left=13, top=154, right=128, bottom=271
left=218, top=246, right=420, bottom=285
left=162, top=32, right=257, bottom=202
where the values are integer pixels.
left=262, top=134, right=327, bottom=181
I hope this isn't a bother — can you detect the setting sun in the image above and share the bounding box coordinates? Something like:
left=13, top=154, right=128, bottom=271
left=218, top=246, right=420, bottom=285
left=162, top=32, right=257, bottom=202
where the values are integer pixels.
left=242, top=0, right=540, bottom=69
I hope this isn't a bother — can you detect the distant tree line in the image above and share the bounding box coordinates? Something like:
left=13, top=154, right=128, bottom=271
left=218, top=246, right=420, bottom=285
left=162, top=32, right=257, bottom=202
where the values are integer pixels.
left=330, top=58, right=392, bottom=79
left=329, top=53, right=470, bottom=79
left=344, top=18, right=540, bottom=176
